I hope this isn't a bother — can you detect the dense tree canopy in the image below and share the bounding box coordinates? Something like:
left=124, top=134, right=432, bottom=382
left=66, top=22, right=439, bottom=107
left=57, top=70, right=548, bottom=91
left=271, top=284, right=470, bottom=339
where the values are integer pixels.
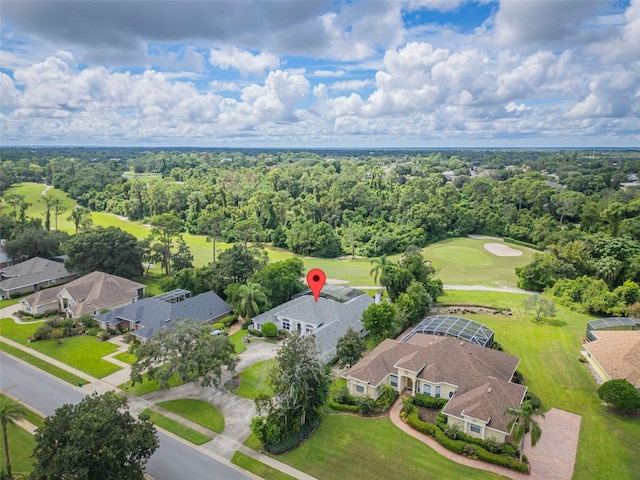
left=31, top=392, right=158, bottom=480
left=63, top=226, right=142, bottom=279
left=130, top=319, right=238, bottom=389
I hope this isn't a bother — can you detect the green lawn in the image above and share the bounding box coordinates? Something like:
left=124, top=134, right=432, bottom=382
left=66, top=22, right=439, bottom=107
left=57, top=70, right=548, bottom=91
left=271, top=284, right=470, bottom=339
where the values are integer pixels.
left=231, top=452, right=298, bottom=480
left=0, top=318, right=121, bottom=378
left=142, top=409, right=212, bottom=445
left=229, top=329, right=248, bottom=354
left=231, top=359, right=275, bottom=399
left=440, top=290, right=640, bottom=480
left=0, top=297, right=21, bottom=308
left=120, top=373, right=186, bottom=396
left=0, top=422, right=36, bottom=477
left=0, top=340, right=88, bottom=386
left=113, top=351, right=137, bottom=364
left=156, top=399, right=225, bottom=434
left=0, top=394, right=44, bottom=429
left=279, top=414, right=501, bottom=480
left=419, top=237, right=535, bottom=287
left=1, top=182, right=77, bottom=232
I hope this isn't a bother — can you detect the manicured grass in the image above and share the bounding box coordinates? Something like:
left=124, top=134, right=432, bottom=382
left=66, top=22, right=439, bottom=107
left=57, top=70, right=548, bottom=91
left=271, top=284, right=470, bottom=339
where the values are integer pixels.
left=0, top=340, right=89, bottom=386
left=0, top=318, right=120, bottom=378
left=113, top=351, right=137, bottom=364
left=231, top=452, right=298, bottom=480
left=1, top=182, right=77, bottom=233
left=0, top=422, right=36, bottom=476
left=0, top=393, right=44, bottom=429
left=440, top=290, right=640, bottom=480
left=120, top=373, right=186, bottom=396
left=30, top=336, right=121, bottom=378
left=419, top=237, right=535, bottom=287
left=243, top=433, right=263, bottom=451
left=0, top=297, right=21, bottom=308
left=142, top=409, right=212, bottom=445
left=135, top=273, right=165, bottom=297
left=232, top=359, right=275, bottom=399
left=229, top=329, right=248, bottom=354
left=279, top=414, right=501, bottom=480
left=156, top=399, right=225, bottom=434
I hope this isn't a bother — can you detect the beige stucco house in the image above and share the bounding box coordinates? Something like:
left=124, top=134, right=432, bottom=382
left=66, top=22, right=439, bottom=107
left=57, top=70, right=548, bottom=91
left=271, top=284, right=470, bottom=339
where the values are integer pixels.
left=582, top=330, right=640, bottom=390
left=21, top=271, right=145, bottom=318
left=343, top=333, right=526, bottom=442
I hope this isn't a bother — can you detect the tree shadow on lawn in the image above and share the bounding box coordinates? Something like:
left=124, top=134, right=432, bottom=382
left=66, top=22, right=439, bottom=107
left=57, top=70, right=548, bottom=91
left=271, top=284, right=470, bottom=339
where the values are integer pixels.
left=534, top=318, right=568, bottom=327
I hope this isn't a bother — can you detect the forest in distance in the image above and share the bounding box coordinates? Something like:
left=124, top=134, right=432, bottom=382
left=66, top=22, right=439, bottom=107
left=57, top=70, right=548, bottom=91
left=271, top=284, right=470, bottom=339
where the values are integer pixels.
left=1, top=147, right=640, bottom=318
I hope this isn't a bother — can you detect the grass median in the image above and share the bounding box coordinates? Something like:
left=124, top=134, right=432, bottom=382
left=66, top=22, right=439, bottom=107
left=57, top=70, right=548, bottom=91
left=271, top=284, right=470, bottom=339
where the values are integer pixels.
left=0, top=340, right=88, bottom=386
left=231, top=452, right=297, bottom=480
left=156, top=399, right=224, bottom=434
left=142, top=408, right=212, bottom=445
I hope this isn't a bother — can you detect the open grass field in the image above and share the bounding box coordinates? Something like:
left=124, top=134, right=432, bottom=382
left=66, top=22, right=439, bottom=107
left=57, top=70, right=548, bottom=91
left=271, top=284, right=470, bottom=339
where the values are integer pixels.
left=418, top=237, right=535, bottom=287
left=279, top=414, right=501, bottom=480
left=0, top=318, right=120, bottom=378
left=231, top=452, right=298, bottom=480
left=439, top=290, right=640, bottom=480
left=0, top=422, right=36, bottom=477
left=231, top=359, right=275, bottom=399
left=156, top=399, right=225, bottom=434
left=142, top=408, right=212, bottom=445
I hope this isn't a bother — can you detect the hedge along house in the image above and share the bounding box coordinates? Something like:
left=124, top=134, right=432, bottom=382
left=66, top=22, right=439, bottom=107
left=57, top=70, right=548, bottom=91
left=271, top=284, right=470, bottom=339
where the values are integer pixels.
left=343, top=327, right=526, bottom=442
left=251, top=285, right=374, bottom=361
left=94, top=290, right=232, bottom=342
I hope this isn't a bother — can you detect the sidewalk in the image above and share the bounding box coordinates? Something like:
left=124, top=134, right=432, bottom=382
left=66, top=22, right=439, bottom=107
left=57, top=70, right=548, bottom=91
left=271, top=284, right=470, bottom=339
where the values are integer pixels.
left=0, top=331, right=314, bottom=480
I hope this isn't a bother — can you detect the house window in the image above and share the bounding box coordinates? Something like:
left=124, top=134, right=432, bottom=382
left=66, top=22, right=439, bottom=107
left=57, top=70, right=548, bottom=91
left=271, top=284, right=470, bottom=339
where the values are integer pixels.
left=282, top=320, right=290, bottom=331
left=449, top=391, right=454, bottom=399
left=470, top=424, right=481, bottom=434
left=423, top=384, right=432, bottom=396
left=390, top=375, right=398, bottom=388
left=355, top=385, right=365, bottom=394
left=435, top=386, right=441, bottom=398
left=305, top=324, right=314, bottom=334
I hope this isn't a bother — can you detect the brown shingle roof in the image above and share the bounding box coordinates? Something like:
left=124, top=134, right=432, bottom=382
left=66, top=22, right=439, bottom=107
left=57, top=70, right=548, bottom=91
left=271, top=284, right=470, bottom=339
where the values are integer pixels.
left=344, top=333, right=526, bottom=434
left=23, top=286, right=64, bottom=309
left=584, top=330, right=640, bottom=387
left=60, top=272, right=144, bottom=317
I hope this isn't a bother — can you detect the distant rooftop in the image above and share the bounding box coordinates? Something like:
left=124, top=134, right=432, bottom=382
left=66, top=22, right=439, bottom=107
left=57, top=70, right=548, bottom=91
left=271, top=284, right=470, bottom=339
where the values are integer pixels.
left=402, top=315, right=495, bottom=348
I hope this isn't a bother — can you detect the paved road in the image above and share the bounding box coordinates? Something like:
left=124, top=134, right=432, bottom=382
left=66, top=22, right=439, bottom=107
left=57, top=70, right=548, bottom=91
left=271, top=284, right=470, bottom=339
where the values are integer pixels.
left=0, top=353, right=252, bottom=480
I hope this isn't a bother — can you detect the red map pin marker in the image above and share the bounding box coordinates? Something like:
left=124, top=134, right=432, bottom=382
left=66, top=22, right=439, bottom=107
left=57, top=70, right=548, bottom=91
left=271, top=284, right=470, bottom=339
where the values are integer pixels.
left=306, top=268, right=326, bottom=302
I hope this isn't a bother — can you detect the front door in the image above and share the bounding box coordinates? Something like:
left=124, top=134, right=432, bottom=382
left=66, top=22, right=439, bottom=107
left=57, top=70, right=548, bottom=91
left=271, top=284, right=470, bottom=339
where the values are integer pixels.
left=406, top=377, right=413, bottom=393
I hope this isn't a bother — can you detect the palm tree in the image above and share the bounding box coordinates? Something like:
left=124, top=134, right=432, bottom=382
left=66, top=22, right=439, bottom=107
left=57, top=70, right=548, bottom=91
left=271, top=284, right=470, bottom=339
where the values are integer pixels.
left=369, top=255, right=396, bottom=285
left=505, top=399, right=544, bottom=462
left=1, top=397, right=26, bottom=478
left=238, top=283, right=268, bottom=323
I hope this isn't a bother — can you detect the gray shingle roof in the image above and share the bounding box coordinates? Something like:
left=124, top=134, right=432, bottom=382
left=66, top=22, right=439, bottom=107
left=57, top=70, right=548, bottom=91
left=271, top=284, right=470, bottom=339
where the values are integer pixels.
left=0, top=257, right=74, bottom=292
left=253, top=288, right=374, bottom=360
left=95, top=291, right=232, bottom=339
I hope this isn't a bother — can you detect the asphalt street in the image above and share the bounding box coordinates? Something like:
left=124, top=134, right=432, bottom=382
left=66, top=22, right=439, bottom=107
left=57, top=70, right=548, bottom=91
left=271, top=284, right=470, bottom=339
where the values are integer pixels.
left=0, top=352, right=252, bottom=480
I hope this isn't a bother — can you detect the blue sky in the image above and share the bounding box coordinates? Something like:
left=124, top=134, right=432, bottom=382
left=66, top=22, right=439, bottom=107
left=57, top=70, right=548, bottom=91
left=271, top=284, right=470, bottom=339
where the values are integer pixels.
left=0, top=0, right=638, bottom=147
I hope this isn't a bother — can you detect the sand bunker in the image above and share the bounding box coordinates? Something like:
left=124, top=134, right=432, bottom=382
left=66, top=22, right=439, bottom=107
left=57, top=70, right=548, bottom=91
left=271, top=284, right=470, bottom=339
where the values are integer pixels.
left=483, top=242, right=523, bottom=257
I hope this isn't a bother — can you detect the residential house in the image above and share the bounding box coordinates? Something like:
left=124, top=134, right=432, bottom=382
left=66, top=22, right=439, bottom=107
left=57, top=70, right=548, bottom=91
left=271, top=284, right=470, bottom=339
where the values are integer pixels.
left=22, top=271, right=145, bottom=318
left=0, top=257, right=77, bottom=299
left=582, top=330, right=640, bottom=390
left=95, top=290, right=232, bottom=341
left=252, top=285, right=374, bottom=361
left=343, top=332, right=526, bottom=442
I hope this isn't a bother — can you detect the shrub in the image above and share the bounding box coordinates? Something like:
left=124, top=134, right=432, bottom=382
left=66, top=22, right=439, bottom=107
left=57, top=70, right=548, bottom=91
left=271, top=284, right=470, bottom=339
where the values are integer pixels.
left=476, top=448, right=529, bottom=473
left=413, top=393, right=447, bottom=410
left=328, top=398, right=360, bottom=413
left=32, top=324, right=53, bottom=341
left=262, top=322, right=278, bottom=338
left=333, top=387, right=356, bottom=405
left=434, top=426, right=466, bottom=453
left=85, top=327, right=102, bottom=337
left=462, top=443, right=478, bottom=458
left=402, top=397, right=417, bottom=415
left=248, top=329, right=264, bottom=337
left=405, top=410, right=436, bottom=437
left=50, top=328, right=64, bottom=344
left=374, top=385, right=398, bottom=412
left=357, top=397, right=376, bottom=416
left=598, top=379, right=640, bottom=411
left=525, top=391, right=543, bottom=410
left=211, top=322, right=225, bottom=330
left=444, top=423, right=462, bottom=440
left=263, top=413, right=320, bottom=455
left=97, top=330, right=110, bottom=341
left=78, top=314, right=98, bottom=330
left=219, top=314, right=238, bottom=327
